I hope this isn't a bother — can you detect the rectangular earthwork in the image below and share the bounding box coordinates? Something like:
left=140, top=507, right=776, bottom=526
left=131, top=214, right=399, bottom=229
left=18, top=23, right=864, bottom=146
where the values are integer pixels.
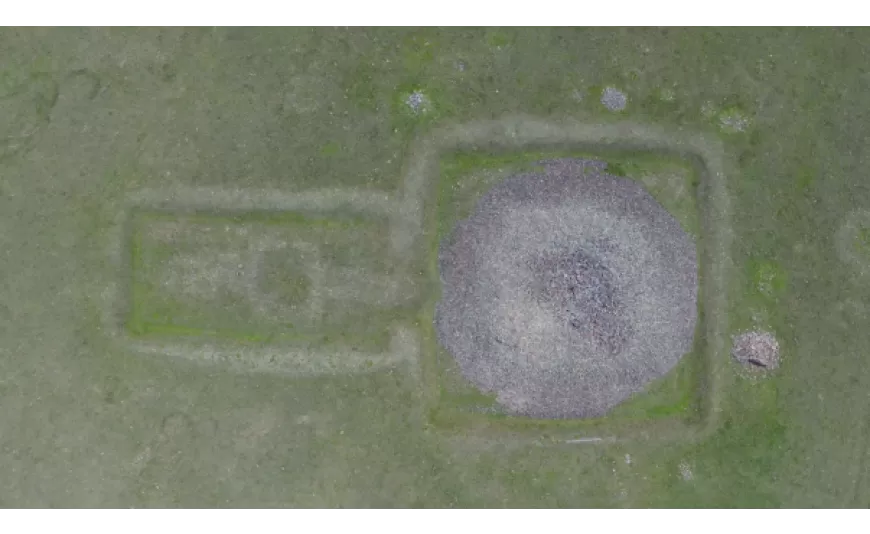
left=113, top=188, right=424, bottom=376
left=407, top=117, right=733, bottom=445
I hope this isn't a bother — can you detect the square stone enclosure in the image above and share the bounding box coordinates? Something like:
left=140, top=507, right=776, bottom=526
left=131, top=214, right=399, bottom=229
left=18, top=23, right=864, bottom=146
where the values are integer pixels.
left=402, top=117, right=734, bottom=444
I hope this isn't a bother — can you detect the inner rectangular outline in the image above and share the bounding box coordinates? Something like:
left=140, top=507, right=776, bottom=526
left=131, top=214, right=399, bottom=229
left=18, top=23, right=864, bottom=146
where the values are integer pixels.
left=125, top=206, right=391, bottom=339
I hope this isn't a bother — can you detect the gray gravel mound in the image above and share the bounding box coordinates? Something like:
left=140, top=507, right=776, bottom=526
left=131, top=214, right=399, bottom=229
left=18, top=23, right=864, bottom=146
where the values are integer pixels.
left=435, top=158, right=698, bottom=419
left=601, top=87, right=627, bottom=111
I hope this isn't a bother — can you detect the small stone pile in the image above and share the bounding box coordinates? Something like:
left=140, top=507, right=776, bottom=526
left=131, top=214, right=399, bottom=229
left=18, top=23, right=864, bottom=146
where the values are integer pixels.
left=731, top=330, right=781, bottom=371
left=600, top=86, right=627, bottom=111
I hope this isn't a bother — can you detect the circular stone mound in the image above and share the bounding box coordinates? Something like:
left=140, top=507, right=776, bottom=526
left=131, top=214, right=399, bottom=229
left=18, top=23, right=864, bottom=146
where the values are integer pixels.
left=731, top=331, right=780, bottom=371
left=436, top=158, right=698, bottom=419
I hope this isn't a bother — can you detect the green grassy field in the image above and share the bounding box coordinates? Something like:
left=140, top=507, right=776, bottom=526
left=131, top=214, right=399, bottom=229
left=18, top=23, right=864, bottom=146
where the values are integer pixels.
left=2, top=28, right=870, bottom=507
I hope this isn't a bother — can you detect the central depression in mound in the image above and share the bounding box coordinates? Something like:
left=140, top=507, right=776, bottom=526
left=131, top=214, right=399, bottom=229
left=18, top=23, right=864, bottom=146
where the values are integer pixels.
left=435, top=159, right=698, bottom=419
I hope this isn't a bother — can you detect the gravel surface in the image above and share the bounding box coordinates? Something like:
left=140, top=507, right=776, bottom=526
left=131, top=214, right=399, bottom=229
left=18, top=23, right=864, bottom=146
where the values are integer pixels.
left=436, top=159, right=698, bottom=419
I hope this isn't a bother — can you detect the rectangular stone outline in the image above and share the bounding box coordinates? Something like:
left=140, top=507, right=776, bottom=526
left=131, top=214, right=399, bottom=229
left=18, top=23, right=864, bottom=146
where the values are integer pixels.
left=402, top=116, right=734, bottom=445
left=104, top=186, right=422, bottom=378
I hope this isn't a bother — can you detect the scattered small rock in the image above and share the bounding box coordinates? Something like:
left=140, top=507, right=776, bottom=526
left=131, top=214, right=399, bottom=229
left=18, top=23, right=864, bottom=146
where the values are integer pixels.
left=718, top=108, right=751, bottom=133
left=836, top=209, right=870, bottom=276
left=658, top=88, right=676, bottom=102
left=678, top=461, right=693, bottom=481
left=731, top=330, right=781, bottom=371
left=405, top=90, right=429, bottom=114
left=600, top=86, right=627, bottom=111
